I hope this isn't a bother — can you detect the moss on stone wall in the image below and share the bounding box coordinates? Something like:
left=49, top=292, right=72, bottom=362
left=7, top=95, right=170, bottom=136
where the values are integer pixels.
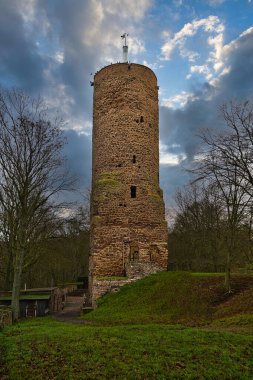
left=93, top=171, right=122, bottom=203
left=98, top=178, right=119, bottom=187
left=148, top=185, right=164, bottom=202
left=92, top=215, right=102, bottom=225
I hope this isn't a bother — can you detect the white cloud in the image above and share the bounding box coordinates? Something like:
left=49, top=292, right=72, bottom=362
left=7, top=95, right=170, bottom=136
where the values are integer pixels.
left=18, top=0, right=37, bottom=23
left=161, top=91, right=198, bottom=108
left=102, top=0, right=152, bottom=20
left=189, top=64, right=213, bottom=80
left=71, top=121, right=92, bottom=135
left=207, top=32, right=224, bottom=72
left=180, top=48, right=199, bottom=62
left=81, top=0, right=150, bottom=62
left=128, top=36, right=146, bottom=55
left=159, top=142, right=186, bottom=165
left=160, top=152, right=186, bottom=165
left=190, top=64, right=208, bottom=74
left=161, top=30, right=172, bottom=39
left=240, top=25, right=253, bottom=37
left=188, top=26, right=253, bottom=90
left=161, top=15, right=224, bottom=61
left=19, top=0, right=51, bottom=37
left=142, top=60, right=163, bottom=70
left=205, top=25, right=253, bottom=88
left=54, top=51, right=64, bottom=64
left=160, top=15, right=234, bottom=84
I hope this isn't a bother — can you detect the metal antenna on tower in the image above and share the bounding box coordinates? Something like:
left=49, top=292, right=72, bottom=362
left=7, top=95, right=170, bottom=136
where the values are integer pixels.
left=121, top=33, right=129, bottom=63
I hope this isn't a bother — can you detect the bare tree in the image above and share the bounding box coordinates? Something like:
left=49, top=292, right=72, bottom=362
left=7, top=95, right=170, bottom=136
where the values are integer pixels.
left=22, top=204, right=90, bottom=289
left=192, top=102, right=252, bottom=292
left=205, top=101, right=253, bottom=196
left=0, top=90, right=74, bottom=320
left=170, top=183, right=224, bottom=272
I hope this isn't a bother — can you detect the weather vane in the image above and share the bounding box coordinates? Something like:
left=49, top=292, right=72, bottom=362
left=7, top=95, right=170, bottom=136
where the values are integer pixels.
left=121, top=33, right=128, bottom=46
left=121, top=33, right=129, bottom=63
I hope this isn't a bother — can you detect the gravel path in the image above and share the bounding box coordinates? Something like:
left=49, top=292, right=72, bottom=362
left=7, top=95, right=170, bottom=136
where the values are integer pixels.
left=52, top=295, right=90, bottom=324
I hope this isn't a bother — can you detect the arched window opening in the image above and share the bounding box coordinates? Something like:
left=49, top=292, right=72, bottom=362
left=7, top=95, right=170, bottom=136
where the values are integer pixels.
left=129, top=245, right=139, bottom=262
left=133, top=155, right=136, bottom=163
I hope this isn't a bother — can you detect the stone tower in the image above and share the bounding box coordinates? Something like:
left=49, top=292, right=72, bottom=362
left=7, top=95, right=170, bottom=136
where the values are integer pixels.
left=89, top=62, right=168, bottom=304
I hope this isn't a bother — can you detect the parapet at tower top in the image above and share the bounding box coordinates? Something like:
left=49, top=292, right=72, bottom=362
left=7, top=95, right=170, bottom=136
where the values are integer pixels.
left=121, top=33, right=129, bottom=63
left=90, top=34, right=158, bottom=84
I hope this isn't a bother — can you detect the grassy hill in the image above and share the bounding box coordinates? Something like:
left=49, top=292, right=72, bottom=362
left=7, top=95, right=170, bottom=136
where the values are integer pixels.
left=85, top=271, right=253, bottom=327
left=1, top=271, right=253, bottom=379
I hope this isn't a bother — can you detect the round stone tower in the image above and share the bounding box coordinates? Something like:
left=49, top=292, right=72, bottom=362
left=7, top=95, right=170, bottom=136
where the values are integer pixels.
left=89, top=63, right=168, bottom=303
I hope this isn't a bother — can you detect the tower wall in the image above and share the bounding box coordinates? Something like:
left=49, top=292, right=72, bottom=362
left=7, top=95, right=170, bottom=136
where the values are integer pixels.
left=89, top=63, right=168, bottom=303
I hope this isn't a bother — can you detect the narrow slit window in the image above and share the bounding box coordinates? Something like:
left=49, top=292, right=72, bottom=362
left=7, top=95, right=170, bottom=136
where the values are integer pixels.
left=133, top=155, right=136, bottom=163
left=131, top=186, right=137, bottom=198
left=140, top=116, right=144, bottom=123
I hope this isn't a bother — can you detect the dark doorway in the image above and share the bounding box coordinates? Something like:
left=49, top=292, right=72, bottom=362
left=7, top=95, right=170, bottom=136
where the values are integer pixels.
left=131, top=186, right=137, bottom=198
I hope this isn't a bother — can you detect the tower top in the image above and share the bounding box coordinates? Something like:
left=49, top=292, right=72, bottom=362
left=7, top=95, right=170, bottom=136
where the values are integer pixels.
left=121, top=33, right=129, bottom=63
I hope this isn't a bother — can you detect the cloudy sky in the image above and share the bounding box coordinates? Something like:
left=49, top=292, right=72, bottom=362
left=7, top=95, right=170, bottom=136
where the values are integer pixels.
left=1, top=0, right=253, bottom=206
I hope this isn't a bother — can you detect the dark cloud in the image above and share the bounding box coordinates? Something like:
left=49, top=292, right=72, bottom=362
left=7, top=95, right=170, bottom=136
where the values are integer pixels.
left=0, top=1, right=46, bottom=92
left=0, top=0, right=100, bottom=203
left=160, top=164, right=191, bottom=206
left=220, top=33, right=253, bottom=99
left=39, top=0, right=96, bottom=120
left=0, top=0, right=118, bottom=119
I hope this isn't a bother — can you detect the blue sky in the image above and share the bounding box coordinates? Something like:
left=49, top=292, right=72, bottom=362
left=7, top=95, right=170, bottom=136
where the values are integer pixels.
left=0, top=0, right=253, bottom=207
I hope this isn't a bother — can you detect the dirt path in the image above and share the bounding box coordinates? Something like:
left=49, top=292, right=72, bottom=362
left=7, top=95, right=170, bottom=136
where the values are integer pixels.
left=52, top=295, right=90, bottom=324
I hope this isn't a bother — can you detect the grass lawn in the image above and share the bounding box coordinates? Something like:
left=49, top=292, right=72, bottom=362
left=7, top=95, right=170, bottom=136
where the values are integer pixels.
left=1, top=272, right=253, bottom=379
left=1, top=317, right=253, bottom=380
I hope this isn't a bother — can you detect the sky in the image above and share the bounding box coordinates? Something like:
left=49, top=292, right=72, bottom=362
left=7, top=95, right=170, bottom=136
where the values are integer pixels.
left=0, top=0, right=253, bottom=207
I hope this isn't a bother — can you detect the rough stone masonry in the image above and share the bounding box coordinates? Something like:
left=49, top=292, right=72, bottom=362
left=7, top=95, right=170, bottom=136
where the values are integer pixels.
left=89, top=63, right=168, bottom=305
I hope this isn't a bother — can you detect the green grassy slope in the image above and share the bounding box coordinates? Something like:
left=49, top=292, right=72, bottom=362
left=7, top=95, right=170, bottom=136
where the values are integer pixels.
left=85, top=271, right=253, bottom=326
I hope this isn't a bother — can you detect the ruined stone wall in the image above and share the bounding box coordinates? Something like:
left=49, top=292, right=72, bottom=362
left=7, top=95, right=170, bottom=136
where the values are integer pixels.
left=0, top=305, right=12, bottom=328
left=89, top=63, right=168, bottom=305
left=92, top=278, right=133, bottom=304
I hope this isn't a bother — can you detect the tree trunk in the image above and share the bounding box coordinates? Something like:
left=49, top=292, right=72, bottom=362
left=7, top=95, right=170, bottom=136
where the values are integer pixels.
left=4, top=249, right=13, bottom=290
left=224, top=251, right=232, bottom=293
left=11, top=250, right=24, bottom=321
